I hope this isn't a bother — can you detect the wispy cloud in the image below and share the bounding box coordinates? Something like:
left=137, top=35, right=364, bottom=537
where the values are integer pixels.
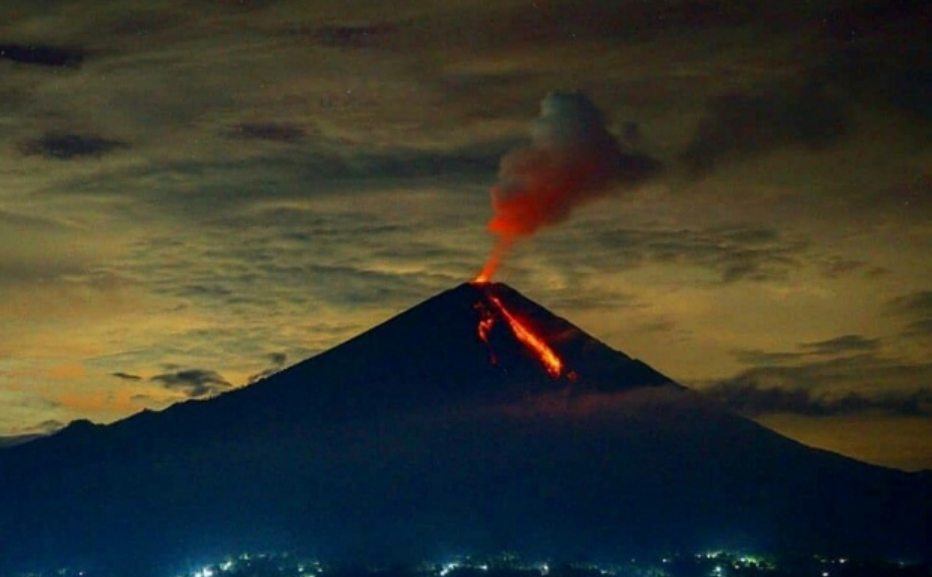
left=700, top=347, right=932, bottom=417
left=19, top=133, right=129, bottom=160
left=592, top=225, right=806, bottom=283
left=0, top=44, right=85, bottom=68
left=887, top=290, right=932, bottom=339
left=150, top=369, right=231, bottom=399
left=702, top=378, right=932, bottom=417
left=680, top=82, right=850, bottom=177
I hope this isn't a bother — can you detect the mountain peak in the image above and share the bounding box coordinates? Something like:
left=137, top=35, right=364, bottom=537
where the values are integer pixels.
left=238, top=281, right=673, bottom=414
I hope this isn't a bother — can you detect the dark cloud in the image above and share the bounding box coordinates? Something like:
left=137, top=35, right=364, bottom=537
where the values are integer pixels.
left=0, top=435, right=39, bottom=448
left=818, top=255, right=867, bottom=278
left=20, top=133, right=128, bottom=160
left=799, top=334, right=881, bottom=355
left=595, top=225, right=804, bottom=283
left=50, top=143, right=502, bottom=215
left=731, top=349, right=806, bottom=366
left=903, top=319, right=932, bottom=338
left=111, top=372, right=143, bottom=381
left=703, top=347, right=932, bottom=417
left=309, top=23, right=398, bottom=48
left=31, top=419, right=65, bottom=434
left=818, top=2, right=932, bottom=120
left=0, top=44, right=85, bottom=68
left=732, top=334, right=880, bottom=365
left=499, top=0, right=756, bottom=45
left=819, top=0, right=931, bottom=42
left=888, top=290, right=932, bottom=316
left=887, top=290, right=932, bottom=338
left=0, top=419, right=64, bottom=448
left=227, top=123, right=307, bottom=143
left=702, top=378, right=932, bottom=417
left=123, top=212, right=464, bottom=316
left=542, top=286, right=639, bottom=313
left=676, top=0, right=930, bottom=178
left=247, top=352, right=289, bottom=384
left=680, top=81, right=850, bottom=176
left=208, top=0, right=276, bottom=10
left=108, top=10, right=184, bottom=36
left=150, top=369, right=231, bottom=399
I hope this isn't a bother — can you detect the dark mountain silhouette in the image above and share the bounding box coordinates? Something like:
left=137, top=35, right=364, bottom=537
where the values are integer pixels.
left=0, top=282, right=929, bottom=576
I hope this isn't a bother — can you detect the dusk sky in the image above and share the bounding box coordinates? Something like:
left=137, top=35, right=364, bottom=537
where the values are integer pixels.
left=1, top=0, right=930, bottom=470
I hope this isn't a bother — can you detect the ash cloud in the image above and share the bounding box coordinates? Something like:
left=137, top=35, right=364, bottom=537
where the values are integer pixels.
left=151, top=369, right=231, bottom=399
left=480, top=91, right=660, bottom=279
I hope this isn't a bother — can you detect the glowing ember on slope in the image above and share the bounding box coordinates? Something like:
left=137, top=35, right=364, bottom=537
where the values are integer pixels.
left=474, top=302, right=497, bottom=366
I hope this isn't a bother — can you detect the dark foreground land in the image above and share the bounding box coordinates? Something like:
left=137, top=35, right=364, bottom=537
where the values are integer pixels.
left=33, top=550, right=932, bottom=577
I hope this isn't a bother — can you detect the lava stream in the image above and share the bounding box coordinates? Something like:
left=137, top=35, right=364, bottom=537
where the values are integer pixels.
left=486, top=295, right=563, bottom=378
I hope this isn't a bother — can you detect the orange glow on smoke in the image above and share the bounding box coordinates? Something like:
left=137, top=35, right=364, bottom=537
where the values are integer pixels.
left=488, top=295, right=563, bottom=378
left=474, top=238, right=509, bottom=283
left=477, top=148, right=606, bottom=282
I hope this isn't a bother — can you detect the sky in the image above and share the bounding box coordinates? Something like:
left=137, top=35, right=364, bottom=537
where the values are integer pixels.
left=0, top=0, right=930, bottom=470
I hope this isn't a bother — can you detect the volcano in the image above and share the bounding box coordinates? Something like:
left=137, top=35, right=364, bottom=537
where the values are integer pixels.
left=0, top=283, right=930, bottom=575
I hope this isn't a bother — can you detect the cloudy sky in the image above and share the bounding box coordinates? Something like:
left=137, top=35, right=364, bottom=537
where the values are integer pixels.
left=1, top=0, right=930, bottom=470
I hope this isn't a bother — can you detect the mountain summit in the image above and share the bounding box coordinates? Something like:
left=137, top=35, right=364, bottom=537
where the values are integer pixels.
left=0, top=283, right=929, bottom=575
left=237, top=282, right=673, bottom=413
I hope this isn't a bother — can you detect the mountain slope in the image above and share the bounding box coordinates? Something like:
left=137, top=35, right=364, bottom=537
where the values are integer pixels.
left=230, top=282, right=673, bottom=415
left=0, top=283, right=928, bottom=575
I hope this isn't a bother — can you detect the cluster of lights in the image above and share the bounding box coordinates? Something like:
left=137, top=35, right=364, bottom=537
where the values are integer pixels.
left=28, top=549, right=914, bottom=577
left=174, top=552, right=320, bottom=577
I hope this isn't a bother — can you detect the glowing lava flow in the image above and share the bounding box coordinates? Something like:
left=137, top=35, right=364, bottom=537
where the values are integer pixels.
left=486, top=295, right=564, bottom=378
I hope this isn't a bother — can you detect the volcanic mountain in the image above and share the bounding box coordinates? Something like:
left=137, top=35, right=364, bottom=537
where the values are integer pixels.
left=0, top=283, right=929, bottom=576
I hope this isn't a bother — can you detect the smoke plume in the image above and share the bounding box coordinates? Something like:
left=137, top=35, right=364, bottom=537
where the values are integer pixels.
left=476, top=91, right=658, bottom=281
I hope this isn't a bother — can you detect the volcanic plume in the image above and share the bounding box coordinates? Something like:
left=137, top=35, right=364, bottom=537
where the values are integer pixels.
left=476, top=92, right=659, bottom=281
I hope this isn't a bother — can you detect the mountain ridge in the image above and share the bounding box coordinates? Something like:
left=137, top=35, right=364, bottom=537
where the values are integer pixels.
left=0, top=282, right=929, bottom=575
